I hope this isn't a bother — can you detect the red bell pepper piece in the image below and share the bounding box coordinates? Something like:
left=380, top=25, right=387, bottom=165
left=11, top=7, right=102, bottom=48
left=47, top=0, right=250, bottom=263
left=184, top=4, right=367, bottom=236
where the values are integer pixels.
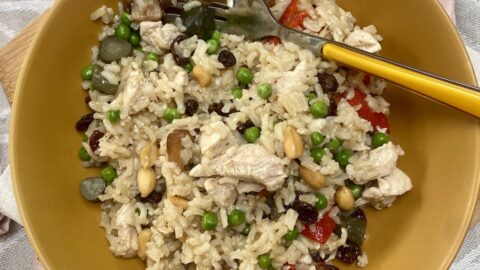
left=343, top=88, right=390, bottom=132
left=302, top=213, right=337, bottom=244
left=263, top=36, right=282, bottom=45
left=279, top=0, right=309, bottom=29
left=362, top=74, right=371, bottom=86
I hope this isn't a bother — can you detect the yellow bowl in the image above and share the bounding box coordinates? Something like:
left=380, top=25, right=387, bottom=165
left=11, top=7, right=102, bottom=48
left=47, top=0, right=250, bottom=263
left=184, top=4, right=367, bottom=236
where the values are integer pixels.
left=11, top=0, right=480, bottom=269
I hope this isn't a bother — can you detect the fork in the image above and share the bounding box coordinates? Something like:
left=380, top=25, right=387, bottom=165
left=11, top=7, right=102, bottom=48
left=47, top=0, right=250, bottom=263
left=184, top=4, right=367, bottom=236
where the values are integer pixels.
left=164, top=0, right=480, bottom=118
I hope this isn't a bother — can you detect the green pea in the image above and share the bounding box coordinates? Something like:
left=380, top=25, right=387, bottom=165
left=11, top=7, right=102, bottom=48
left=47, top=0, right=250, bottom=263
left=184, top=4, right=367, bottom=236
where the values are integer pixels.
left=115, top=23, right=131, bottom=40
left=315, top=193, right=328, bottom=210
left=100, top=165, right=118, bottom=183
left=184, top=63, right=193, bottom=73
left=371, top=132, right=389, bottom=148
left=243, top=126, right=260, bottom=143
left=309, top=101, right=329, bottom=118
left=305, top=92, right=317, bottom=101
left=81, top=65, right=95, bottom=81
left=120, top=12, right=131, bottom=25
left=242, top=224, right=251, bottom=235
left=206, top=39, right=219, bottom=54
left=335, top=148, right=352, bottom=168
left=310, top=148, right=325, bottom=163
left=236, top=67, right=254, bottom=84
left=107, top=110, right=120, bottom=123
left=257, top=254, right=272, bottom=269
left=147, top=52, right=159, bottom=62
left=211, top=30, right=222, bottom=41
left=129, top=32, right=141, bottom=46
left=326, top=138, right=342, bottom=152
left=163, top=108, right=180, bottom=123
left=232, top=87, right=243, bottom=99
left=283, top=228, right=299, bottom=241
left=201, top=211, right=218, bottom=230
left=228, top=209, right=246, bottom=226
left=257, top=83, right=272, bottom=99
left=311, top=132, right=325, bottom=146
left=82, top=134, right=89, bottom=142
left=347, top=183, right=365, bottom=199
left=78, top=147, right=91, bottom=161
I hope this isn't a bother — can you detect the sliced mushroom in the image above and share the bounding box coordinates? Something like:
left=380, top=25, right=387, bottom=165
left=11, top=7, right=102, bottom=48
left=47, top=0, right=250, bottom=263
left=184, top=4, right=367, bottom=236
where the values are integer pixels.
left=131, top=0, right=162, bottom=22
left=166, top=129, right=191, bottom=170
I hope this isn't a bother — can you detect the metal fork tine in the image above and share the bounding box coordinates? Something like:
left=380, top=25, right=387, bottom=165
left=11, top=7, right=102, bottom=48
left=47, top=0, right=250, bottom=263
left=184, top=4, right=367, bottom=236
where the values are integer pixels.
left=174, top=0, right=229, bottom=17
left=164, top=13, right=227, bottom=27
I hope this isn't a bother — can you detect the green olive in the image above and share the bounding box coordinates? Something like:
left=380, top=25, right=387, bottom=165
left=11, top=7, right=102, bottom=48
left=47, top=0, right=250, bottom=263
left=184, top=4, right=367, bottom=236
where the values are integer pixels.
left=99, top=36, right=132, bottom=63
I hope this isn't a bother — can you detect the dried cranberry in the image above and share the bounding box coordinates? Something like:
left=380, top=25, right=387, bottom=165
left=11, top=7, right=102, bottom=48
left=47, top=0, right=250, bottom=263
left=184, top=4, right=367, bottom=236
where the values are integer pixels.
left=75, top=112, right=94, bottom=132
left=328, top=97, right=338, bottom=116
left=291, top=199, right=318, bottom=225
left=316, top=265, right=339, bottom=270
left=123, top=0, right=132, bottom=13
left=138, top=190, right=164, bottom=204
left=84, top=95, right=91, bottom=105
left=208, top=102, right=231, bottom=117
left=236, top=120, right=255, bottom=134
left=310, top=252, right=325, bottom=263
left=350, top=208, right=367, bottom=223
left=170, top=35, right=190, bottom=66
left=89, top=130, right=104, bottom=152
left=218, top=50, right=236, bottom=68
left=336, top=241, right=361, bottom=264
left=185, top=99, right=199, bottom=116
left=318, top=73, right=338, bottom=92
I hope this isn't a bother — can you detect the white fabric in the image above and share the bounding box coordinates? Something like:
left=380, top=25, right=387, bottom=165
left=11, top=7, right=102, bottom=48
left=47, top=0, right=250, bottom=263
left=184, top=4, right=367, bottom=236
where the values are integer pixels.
left=0, top=0, right=479, bottom=269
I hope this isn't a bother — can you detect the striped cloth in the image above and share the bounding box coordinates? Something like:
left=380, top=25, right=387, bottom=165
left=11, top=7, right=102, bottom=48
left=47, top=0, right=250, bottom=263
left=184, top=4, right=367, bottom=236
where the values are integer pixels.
left=0, top=1, right=479, bottom=269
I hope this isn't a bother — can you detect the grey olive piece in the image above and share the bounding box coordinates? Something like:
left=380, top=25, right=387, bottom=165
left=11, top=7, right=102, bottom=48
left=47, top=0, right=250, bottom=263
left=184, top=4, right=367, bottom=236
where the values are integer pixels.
left=80, top=177, right=106, bottom=202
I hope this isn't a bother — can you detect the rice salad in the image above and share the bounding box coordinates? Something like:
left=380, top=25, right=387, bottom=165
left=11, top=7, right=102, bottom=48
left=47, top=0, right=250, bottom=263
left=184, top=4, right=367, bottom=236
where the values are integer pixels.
left=76, top=0, right=413, bottom=269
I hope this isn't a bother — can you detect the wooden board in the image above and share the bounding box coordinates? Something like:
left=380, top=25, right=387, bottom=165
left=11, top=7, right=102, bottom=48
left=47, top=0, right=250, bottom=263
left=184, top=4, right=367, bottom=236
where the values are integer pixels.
left=0, top=11, right=479, bottom=227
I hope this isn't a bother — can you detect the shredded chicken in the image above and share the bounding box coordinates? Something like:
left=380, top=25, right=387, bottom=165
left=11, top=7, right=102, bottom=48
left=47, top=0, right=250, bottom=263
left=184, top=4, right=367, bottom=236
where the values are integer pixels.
left=107, top=203, right=138, bottom=258
left=131, top=0, right=162, bottom=22
left=190, top=144, right=287, bottom=191
left=344, top=27, right=382, bottom=53
left=199, top=121, right=238, bottom=159
left=346, top=142, right=403, bottom=184
left=360, top=168, right=412, bottom=209
left=204, top=178, right=237, bottom=208
left=140, top=21, right=181, bottom=51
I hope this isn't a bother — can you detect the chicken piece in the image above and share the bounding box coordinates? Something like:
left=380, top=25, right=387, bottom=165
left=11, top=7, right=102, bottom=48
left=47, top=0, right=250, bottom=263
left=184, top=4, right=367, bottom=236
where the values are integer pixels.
left=140, top=21, right=181, bottom=51
left=361, top=168, right=412, bottom=209
left=344, top=27, right=381, bottom=53
left=236, top=182, right=264, bottom=193
left=130, top=0, right=162, bottom=22
left=199, top=121, right=238, bottom=159
left=346, top=142, right=403, bottom=184
left=190, top=144, right=287, bottom=191
left=107, top=203, right=138, bottom=258
left=204, top=178, right=237, bottom=208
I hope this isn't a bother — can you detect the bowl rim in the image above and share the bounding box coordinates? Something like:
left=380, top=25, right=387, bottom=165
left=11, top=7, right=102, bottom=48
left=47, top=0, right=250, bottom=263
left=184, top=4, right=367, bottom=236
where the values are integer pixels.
left=9, top=0, right=480, bottom=269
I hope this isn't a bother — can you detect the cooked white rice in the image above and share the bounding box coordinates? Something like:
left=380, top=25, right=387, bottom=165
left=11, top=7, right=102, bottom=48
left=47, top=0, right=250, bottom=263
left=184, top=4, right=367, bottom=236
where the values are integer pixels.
left=81, top=0, right=413, bottom=269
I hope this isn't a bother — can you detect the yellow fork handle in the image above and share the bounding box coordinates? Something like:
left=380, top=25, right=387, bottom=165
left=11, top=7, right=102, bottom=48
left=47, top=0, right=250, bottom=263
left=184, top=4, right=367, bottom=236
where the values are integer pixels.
left=322, top=43, right=480, bottom=118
